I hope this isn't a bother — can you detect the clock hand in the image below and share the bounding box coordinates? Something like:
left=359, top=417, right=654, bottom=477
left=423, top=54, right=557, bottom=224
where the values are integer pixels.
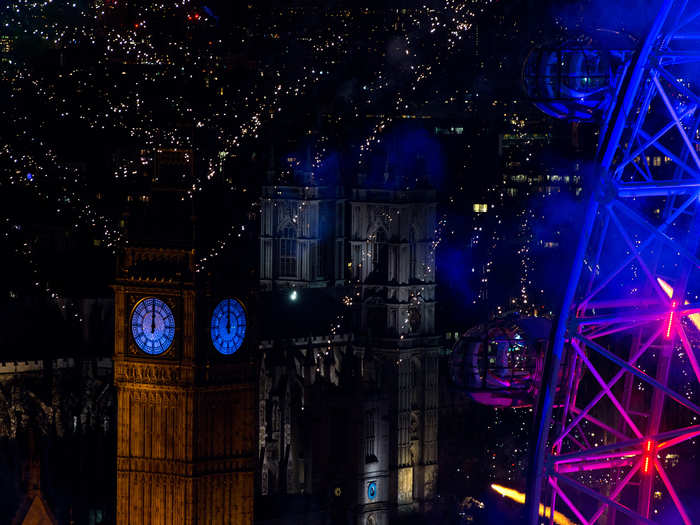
left=226, top=303, right=231, bottom=333
left=151, top=300, right=156, bottom=334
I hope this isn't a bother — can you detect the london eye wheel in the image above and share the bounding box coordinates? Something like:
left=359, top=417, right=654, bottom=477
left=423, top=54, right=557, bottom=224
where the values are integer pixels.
left=522, top=1, right=700, bottom=524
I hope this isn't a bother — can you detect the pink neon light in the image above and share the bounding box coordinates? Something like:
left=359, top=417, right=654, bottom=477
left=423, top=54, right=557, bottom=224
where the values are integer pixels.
left=657, top=278, right=700, bottom=331
left=659, top=429, right=700, bottom=450
left=666, top=301, right=677, bottom=339
left=642, top=439, right=655, bottom=475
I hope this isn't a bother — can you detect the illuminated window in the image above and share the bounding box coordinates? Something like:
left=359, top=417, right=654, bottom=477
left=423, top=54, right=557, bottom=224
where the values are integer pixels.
left=473, top=203, right=488, bottom=214
left=279, top=225, right=297, bottom=278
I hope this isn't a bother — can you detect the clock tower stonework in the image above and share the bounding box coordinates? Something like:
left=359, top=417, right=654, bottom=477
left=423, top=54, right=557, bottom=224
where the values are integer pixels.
left=113, top=246, right=256, bottom=524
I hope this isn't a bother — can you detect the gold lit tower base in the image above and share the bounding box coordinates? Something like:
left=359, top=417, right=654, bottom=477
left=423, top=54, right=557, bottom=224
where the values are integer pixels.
left=114, top=247, right=256, bottom=524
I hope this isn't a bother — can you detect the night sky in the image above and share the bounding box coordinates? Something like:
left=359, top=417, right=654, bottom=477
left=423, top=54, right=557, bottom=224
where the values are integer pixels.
left=0, top=0, right=589, bottom=324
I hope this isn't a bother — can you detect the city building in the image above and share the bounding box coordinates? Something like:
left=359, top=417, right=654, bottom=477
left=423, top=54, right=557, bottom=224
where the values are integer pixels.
left=112, top=191, right=257, bottom=524
left=258, top=163, right=439, bottom=525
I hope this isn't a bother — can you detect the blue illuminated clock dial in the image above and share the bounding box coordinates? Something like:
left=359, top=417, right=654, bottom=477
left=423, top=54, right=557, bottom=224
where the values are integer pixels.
left=210, top=298, right=247, bottom=355
left=368, top=481, right=377, bottom=500
left=131, top=297, right=175, bottom=355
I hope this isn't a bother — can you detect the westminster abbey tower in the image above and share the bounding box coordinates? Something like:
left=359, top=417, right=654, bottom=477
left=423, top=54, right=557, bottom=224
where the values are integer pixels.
left=258, top=163, right=440, bottom=525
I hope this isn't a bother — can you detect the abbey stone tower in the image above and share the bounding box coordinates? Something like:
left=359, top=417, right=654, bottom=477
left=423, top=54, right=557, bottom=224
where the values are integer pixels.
left=257, top=163, right=440, bottom=525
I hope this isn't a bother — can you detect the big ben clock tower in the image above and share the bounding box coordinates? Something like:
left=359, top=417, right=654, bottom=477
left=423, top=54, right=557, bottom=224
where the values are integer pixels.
left=113, top=235, right=256, bottom=521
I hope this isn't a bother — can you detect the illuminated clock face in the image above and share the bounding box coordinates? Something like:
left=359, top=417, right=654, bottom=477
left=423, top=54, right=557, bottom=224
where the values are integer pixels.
left=367, top=481, right=377, bottom=500
left=210, top=298, right=247, bottom=355
left=131, top=297, right=175, bottom=355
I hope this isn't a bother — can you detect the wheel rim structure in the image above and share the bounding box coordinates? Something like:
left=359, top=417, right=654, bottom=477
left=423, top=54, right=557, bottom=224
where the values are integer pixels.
left=527, top=2, right=700, bottom=524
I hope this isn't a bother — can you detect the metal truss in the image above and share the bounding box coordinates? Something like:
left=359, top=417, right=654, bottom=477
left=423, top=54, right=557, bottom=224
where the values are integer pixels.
left=527, top=1, right=700, bottom=524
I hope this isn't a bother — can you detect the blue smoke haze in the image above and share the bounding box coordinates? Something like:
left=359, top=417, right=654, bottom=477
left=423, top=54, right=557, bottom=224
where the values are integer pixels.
left=550, top=0, right=664, bottom=36
left=363, top=124, right=447, bottom=190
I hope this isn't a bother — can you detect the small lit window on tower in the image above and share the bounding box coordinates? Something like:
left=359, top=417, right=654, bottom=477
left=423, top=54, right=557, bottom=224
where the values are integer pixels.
left=279, top=225, right=297, bottom=278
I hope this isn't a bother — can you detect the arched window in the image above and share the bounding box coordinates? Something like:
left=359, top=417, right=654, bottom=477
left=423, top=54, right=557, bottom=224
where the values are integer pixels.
left=372, top=228, right=388, bottom=278
left=279, top=225, right=297, bottom=277
left=364, top=409, right=376, bottom=461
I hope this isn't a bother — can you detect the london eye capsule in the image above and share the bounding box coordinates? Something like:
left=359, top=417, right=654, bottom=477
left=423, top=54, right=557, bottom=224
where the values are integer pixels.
left=522, top=32, right=635, bottom=121
left=449, top=317, right=578, bottom=408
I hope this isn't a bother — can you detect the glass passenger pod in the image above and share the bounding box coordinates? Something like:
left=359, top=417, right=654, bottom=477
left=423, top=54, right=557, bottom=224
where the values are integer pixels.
left=522, top=31, right=636, bottom=121
left=449, top=317, right=576, bottom=407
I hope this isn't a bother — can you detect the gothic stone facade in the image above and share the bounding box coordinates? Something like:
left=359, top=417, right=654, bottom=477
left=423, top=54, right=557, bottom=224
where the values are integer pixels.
left=258, top=183, right=439, bottom=525
left=259, top=185, right=345, bottom=290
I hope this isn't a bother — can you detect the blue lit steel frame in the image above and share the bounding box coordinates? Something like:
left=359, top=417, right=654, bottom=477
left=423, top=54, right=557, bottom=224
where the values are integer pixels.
left=527, top=2, right=700, bottom=524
